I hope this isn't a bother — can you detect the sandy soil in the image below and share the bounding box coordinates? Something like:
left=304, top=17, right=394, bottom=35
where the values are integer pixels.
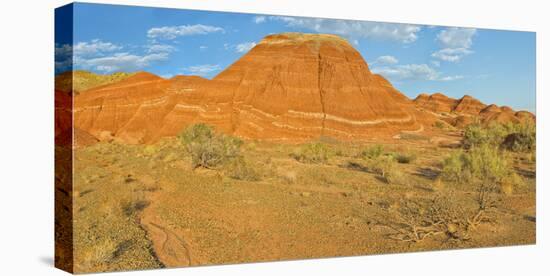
left=70, top=134, right=536, bottom=273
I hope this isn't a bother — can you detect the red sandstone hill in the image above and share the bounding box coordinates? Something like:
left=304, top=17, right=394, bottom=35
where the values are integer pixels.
left=73, top=33, right=433, bottom=143
left=414, top=93, right=534, bottom=127
left=68, top=33, right=533, bottom=144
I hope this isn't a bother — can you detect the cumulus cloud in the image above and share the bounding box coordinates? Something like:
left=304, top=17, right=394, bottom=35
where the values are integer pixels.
left=372, top=64, right=439, bottom=81
left=265, top=16, right=421, bottom=43
left=235, top=42, right=257, bottom=53
left=75, top=52, right=169, bottom=73
left=372, top=63, right=463, bottom=82
left=437, top=27, right=477, bottom=48
left=55, top=38, right=175, bottom=73
left=55, top=43, right=73, bottom=71
left=432, top=27, right=477, bottom=63
left=147, top=24, right=224, bottom=40
left=431, top=47, right=473, bottom=62
left=146, top=44, right=176, bottom=53
left=373, top=55, right=399, bottom=65
left=438, top=75, right=464, bottom=81
left=253, top=16, right=266, bottom=24
left=73, top=39, right=122, bottom=56
left=183, top=64, right=221, bottom=76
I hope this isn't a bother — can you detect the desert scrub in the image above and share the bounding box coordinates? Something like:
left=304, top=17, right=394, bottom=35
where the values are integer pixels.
left=178, top=123, right=243, bottom=169
left=464, top=121, right=536, bottom=151
left=393, top=152, right=417, bottom=164
left=368, top=155, right=402, bottom=184
left=442, top=145, right=513, bottom=183
left=291, top=142, right=331, bottom=164
left=500, top=121, right=536, bottom=152
left=441, top=151, right=466, bottom=182
left=359, top=144, right=384, bottom=160
left=441, top=144, right=522, bottom=204
left=226, top=157, right=261, bottom=181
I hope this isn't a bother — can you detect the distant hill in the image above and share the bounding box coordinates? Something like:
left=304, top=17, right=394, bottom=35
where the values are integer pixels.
left=55, top=70, right=136, bottom=95
left=414, top=93, right=534, bottom=127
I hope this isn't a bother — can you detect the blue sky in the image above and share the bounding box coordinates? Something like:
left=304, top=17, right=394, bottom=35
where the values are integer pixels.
left=55, top=3, right=536, bottom=112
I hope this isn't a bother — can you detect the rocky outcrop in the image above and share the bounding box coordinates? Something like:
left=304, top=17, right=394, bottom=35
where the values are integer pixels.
left=453, top=95, right=486, bottom=115
left=414, top=93, right=457, bottom=114
left=414, top=93, right=534, bottom=127
left=73, top=33, right=431, bottom=143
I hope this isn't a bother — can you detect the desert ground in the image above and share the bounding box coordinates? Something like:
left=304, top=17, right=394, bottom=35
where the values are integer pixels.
left=66, top=126, right=535, bottom=273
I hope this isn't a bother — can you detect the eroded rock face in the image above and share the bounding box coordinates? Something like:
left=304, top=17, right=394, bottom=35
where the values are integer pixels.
left=414, top=93, right=458, bottom=114
left=414, top=92, right=535, bottom=127
left=73, top=33, right=429, bottom=143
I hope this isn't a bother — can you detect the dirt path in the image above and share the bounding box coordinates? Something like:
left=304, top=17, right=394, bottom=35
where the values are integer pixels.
left=138, top=180, right=193, bottom=268
left=146, top=221, right=192, bottom=267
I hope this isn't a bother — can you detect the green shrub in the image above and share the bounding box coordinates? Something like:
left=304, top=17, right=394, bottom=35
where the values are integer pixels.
left=441, top=144, right=517, bottom=208
left=292, top=142, right=331, bottom=164
left=393, top=152, right=417, bottom=164
left=442, top=145, right=513, bottom=184
left=463, top=123, right=488, bottom=149
left=441, top=151, right=466, bottom=183
left=464, top=121, right=536, bottom=152
left=368, top=155, right=402, bottom=184
left=178, top=123, right=242, bottom=169
left=463, top=144, right=512, bottom=183
left=226, top=157, right=260, bottom=181
left=500, top=121, right=536, bottom=152
left=360, top=144, right=384, bottom=160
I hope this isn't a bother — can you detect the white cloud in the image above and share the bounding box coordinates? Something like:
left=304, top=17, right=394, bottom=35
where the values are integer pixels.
left=73, top=39, right=121, bottom=56
left=372, top=64, right=439, bottom=81
left=75, top=52, right=169, bottom=73
left=55, top=38, right=176, bottom=73
left=437, top=27, right=477, bottom=48
left=431, top=60, right=441, bottom=67
left=199, top=46, right=208, bottom=50
left=373, top=55, right=399, bottom=65
left=432, top=27, right=477, bottom=63
left=268, top=16, right=421, bottom=43
left=146, top=44, right=175, bottom=53
left=55, top=43, right=72, bottom=59
left=235, top=42, right=257, bottom=53
left=147, top=24, right=224, bottom=40
left=183, top=64, right=221, bottom=76
left=431, top=47, right=473, bottom=62
left=438, top=75, right=464, bottom=81
left=55, top=43, right=73, bottom=71
left=253, top=16, right=266, bottom=24
left=372, top=63, right=463, bottom=82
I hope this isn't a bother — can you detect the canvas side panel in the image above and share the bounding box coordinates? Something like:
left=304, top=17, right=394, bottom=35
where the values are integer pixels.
left=54, top=3, right=74, bottom=273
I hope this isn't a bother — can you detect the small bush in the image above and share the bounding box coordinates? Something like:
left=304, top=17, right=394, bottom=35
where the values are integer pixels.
left=463, top=123, right=488, bottom=149
left=464, top=121, right=536, bottom=152
left=360, top=144, right=384, bottom=160
left=226, top=157, right=260, bottom=181
left=442, top=145, right=513, bottom=184
left=463, top=144, right=512, bottom=184
left=178, top=123, right=243, bottom=169
left=394, top=152, right=417, bottom=164
left=500, top=121, right=535, bottom=152
left=292, top=142, right=331, bottom=164
left=368, top=155, right=402, bottom=184
left=441, top=151, right=466, bottom=183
